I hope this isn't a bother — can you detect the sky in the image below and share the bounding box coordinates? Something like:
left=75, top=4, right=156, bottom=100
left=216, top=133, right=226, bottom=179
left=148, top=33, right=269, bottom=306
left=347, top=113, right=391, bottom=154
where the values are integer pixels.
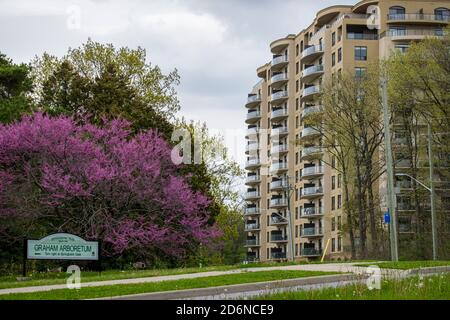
left=0, top=0, right=351, bottom=167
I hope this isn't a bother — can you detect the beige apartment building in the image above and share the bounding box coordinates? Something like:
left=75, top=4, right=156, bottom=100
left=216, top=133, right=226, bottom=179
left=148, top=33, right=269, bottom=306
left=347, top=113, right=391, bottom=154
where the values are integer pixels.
left=244, top=0, right=450, bottom=262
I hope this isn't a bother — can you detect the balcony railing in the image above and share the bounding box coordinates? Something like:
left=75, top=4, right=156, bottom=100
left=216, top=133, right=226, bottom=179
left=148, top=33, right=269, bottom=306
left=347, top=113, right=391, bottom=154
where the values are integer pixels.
left=271, top=91, right=289, bottom=102
left=303, top=85, right=321, bottom=97
left=271, top=55, right=288, bottom=67
left=271, top=108, right=288, bottom=119
left=387, top=13, right=450, bottom=22
left=271, top=126, right=288, bottom=136
left=245, top=191, right=260, bottom=200
left=302, top=146, right=323, bottom=158
left=302, top=166, right=324, bottom=177
left=301, top=45, right=323, bottom=60
left=272, top=144, right=288, bottom=154
left=302, top=65, right=324, bottom=78
left=245, top=143, right=260, bottom=153
left=302, top=186, right=324, bottom=197
left=246, top=94, right=261, bottom=105
left=245, top=223, right=260, bottom=231
left=347, top=33, right=378, bottom=40
left=270, top=198, right=288, bottom=207
left=245, top=159, right=261, bottom=168
left=301, top=248, right=323, bottom=256
left=271, top=73, right=288, bottom=83
left=244, top=207, right=260, bottom=215
left=270, top=179, right=287, bottom=190
left=382, top=29, right=445, bottom=38
left=301, top=127, right=320, bottom=138
left=245, top=175, right=261, bottom=184
left=245, top=239, right=259, bottom=246
left=270, top=162, right=288, bottom=172
left=246, top=111, right=261, bottom=121
left=270, top=216, right=288, bottom=225
left=302, top=105, right=323, bottom=118
left=271, top=234, right=288, bottom=242
left=302, top=206, right=324, bottom=217
left=246, top=127, right=259, bottom=137
left=271, top=252, right=287, bottom=259
left=301, top=227, right=323, bottom=237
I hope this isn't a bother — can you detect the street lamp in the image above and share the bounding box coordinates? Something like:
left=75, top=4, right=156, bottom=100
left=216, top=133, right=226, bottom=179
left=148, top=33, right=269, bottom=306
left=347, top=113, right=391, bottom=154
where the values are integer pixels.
left=395, top=173, right=438, bottom=260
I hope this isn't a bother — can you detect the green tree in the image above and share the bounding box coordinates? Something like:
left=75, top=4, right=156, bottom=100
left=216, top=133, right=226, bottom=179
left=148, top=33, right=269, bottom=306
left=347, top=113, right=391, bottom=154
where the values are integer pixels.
left=0, top=52, right=33, bottom=123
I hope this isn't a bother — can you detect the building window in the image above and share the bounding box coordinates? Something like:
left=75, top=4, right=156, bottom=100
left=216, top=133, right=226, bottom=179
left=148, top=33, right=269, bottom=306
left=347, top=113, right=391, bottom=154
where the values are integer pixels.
left=395, top=44, right=410, bottom=53
left=338, top=195, right=342, bottom=209
left=296, top=80, right=299, bottom=93
left=296, top=44, right=299, bottom=56
left=331, top=217, right=336, bottom=231
left=338, top=237, right=342, bottom=251
left=296, top=62, right=299, bottom=75
left=332, top=32, right=336, bottom=46
left=355, top=67, right=366, bottom=79
left=389, top=6, right=405, bottom=20
left=332, top=52, right=336, bottom=66
left=338, top=174, right=342, bottom=188
left=331, top=156, right=336, bottom=169
left=338, top=47, right=342, bottom=62
left=337, top=216, right=342, bottom=231
left=435, top=8, right=450, bottom=21
left=355, top=46, right=367, bottom=61
left=296, top=98, right=299, bottom=110
left=332, top=197, right=336, bottom=211
left=332, top=176, right=336, bottom=190
left=332, top=238, right=336, bottom=252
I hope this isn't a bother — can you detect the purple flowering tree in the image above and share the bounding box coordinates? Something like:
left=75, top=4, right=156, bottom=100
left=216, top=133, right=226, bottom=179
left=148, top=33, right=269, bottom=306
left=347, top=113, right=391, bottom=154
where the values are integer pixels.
left=0, top=113, right=220, bottom=260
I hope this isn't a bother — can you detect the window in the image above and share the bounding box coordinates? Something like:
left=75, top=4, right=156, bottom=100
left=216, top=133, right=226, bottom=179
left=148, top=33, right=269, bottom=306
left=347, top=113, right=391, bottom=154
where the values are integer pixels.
left=332, top=52, right=336, bottom=66
left=332, top=197, right=336, bottom=211
left=296, top=80, right=299, bottom=93
left=338, top=174, right=342, bottom=188
left=395, top=44, right=409, bottom=53
left=332, top=32, right=336, bottom=46
left=296, top=98, right=299, bottom=110
left=331, top=217, right=336, bottom=232
left=338, top=48, right=342, bottom=62
left=435, top=8, right=450, bottom=21
left=331, top=238, right=336, bottom=252
left=338, top=195, right=342, bottom=209
left=296, top=62, right=299, bottom=75
left=337, top=216, right=342, bottom=230
left=355, top=67, right=366, bottom=79
left=296, top=44, right=299, bottom=56
left=389, top=6, right=405, bottom=20
left=338, top=237, right=342, bottom=251
left=332, top=176, right=336, bottom=190
left=331, top=156, right=336, bottom=169
left=354, top=46, right=367, bottom=61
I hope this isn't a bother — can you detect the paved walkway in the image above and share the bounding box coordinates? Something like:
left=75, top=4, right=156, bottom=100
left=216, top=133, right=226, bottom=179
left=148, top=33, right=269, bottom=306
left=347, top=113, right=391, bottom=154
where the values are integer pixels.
left=0, top=262, right=376, bottom=295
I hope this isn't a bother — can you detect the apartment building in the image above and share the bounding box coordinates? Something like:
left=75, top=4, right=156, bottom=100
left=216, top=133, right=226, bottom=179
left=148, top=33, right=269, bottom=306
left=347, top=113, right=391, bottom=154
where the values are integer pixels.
left=244, top=0, right=450, bottom=262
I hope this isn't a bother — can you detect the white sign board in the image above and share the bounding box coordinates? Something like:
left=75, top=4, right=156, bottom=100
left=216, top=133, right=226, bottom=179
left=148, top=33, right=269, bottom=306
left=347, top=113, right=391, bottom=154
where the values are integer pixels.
left=27, top=233, right=99, bottom=261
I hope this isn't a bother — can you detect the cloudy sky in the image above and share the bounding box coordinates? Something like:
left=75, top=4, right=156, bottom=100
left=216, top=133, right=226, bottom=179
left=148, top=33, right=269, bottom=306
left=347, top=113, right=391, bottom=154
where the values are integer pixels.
left=0, top=0, right=350, bottom=166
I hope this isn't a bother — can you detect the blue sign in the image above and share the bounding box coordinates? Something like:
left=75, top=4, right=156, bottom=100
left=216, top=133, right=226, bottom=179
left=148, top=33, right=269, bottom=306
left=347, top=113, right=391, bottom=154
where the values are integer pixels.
left=384, top=213, right=391, bottom=224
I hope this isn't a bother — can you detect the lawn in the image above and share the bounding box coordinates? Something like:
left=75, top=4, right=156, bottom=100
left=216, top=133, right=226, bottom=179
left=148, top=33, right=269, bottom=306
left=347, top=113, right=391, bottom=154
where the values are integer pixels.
left=258, top=273, right=450, bottom=300
left=0, top=260, right=373, bottom=290
left=355, top=260, right=450, bottom=270
left=0, top=270, right=337, bottom=300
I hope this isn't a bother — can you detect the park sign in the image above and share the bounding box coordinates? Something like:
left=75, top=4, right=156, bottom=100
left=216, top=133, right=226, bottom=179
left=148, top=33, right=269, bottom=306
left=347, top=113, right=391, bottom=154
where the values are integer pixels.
left=27, top=233, right=99, bottom=261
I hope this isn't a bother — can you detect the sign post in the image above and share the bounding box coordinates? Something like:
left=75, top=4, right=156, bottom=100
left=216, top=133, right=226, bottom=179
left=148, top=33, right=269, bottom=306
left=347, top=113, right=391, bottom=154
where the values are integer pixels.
left=23, top=233, right=100, bottom=277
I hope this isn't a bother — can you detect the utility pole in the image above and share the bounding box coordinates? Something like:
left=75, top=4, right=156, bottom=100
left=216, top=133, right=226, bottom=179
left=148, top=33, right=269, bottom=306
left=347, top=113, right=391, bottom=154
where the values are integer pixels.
left=427, top=123, right=438, bottom=261
left=284, top=175, right=295, bottom=261
left=381, top=78, right=399, bottom=262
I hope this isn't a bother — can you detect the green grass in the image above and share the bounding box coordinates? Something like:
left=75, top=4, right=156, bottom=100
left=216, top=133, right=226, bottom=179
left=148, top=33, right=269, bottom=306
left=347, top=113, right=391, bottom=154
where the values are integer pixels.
left=0, top=260, right=373, bottom=290
left=355, top=260, right=450, bottom=270
left=0, top=270, right=337, bottom=300
left=258, top=273, right=450, bottom=300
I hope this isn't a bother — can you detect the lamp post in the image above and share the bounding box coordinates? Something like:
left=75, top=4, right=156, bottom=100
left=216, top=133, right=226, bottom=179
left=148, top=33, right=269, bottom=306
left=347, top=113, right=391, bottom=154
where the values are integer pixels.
left=395, top=172, right=438, bottom=260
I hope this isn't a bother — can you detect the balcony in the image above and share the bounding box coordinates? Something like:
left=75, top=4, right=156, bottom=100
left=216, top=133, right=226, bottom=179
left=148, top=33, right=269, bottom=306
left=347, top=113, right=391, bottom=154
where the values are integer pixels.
left=302, top=86, right=320, bottom=102
left=245, top=191, right=261, bottom=201
left=245, top=239, right=260, bottom=247
left=301, top=127, right=320, bottom=140
left=245, top=94, right=262, bottom=108
left=271, top=108, right=289, bottom=121
left=301, top=166, right=324, bottom=179
left=301, top=146, right=324, bottom=160
left=270, top=91, right=289, bottom=106
left=245, top=222, right=260, bottom=231
left=244, top=207, right=260, bottom=216
left=346, top=33, right=378, bottom=40
left=245, top=111, right=261, bottom=124
left=381, top=29, right=445, bottom=41
left=301, top=186, right=324, bottom=199
left=271, top=126, right=288, bottom=138
left=245, top=142, right=260, bottom=154
left=301, top=248, right=323, bottom=257
left=301, top=45, right=324, bottom=64
left=387, top=13, right=450, bottom=25
left=271, top=252, right=287, bottom=260
left=301, top=227, right=323, bottom=238
left=270, top=215, right=289, bottom=226
left=270, top=234, right=288, bottom=243
left=271, top=144, right=288, bottom=155
left=302, top=105, right=323, bottom=118
left=245, top=127, right=259, bottom=139
left=270, top=198, right=288, bottom=209
left=301, top=206, right=324, bottom=218
left=245, top=159, right=261, bottom=170
left=396, top=159, right=413, bottom=168
left=271, top=73, right=289, bottom=89
left=302, top=65, right=324, bottom=83
left=245, top=175, right=261, bottom=185
left=271, top=55, right=289, bottom=71
left=270, top=162, right=288, bottom=174
left=270, top=179, right=288, bottom=191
